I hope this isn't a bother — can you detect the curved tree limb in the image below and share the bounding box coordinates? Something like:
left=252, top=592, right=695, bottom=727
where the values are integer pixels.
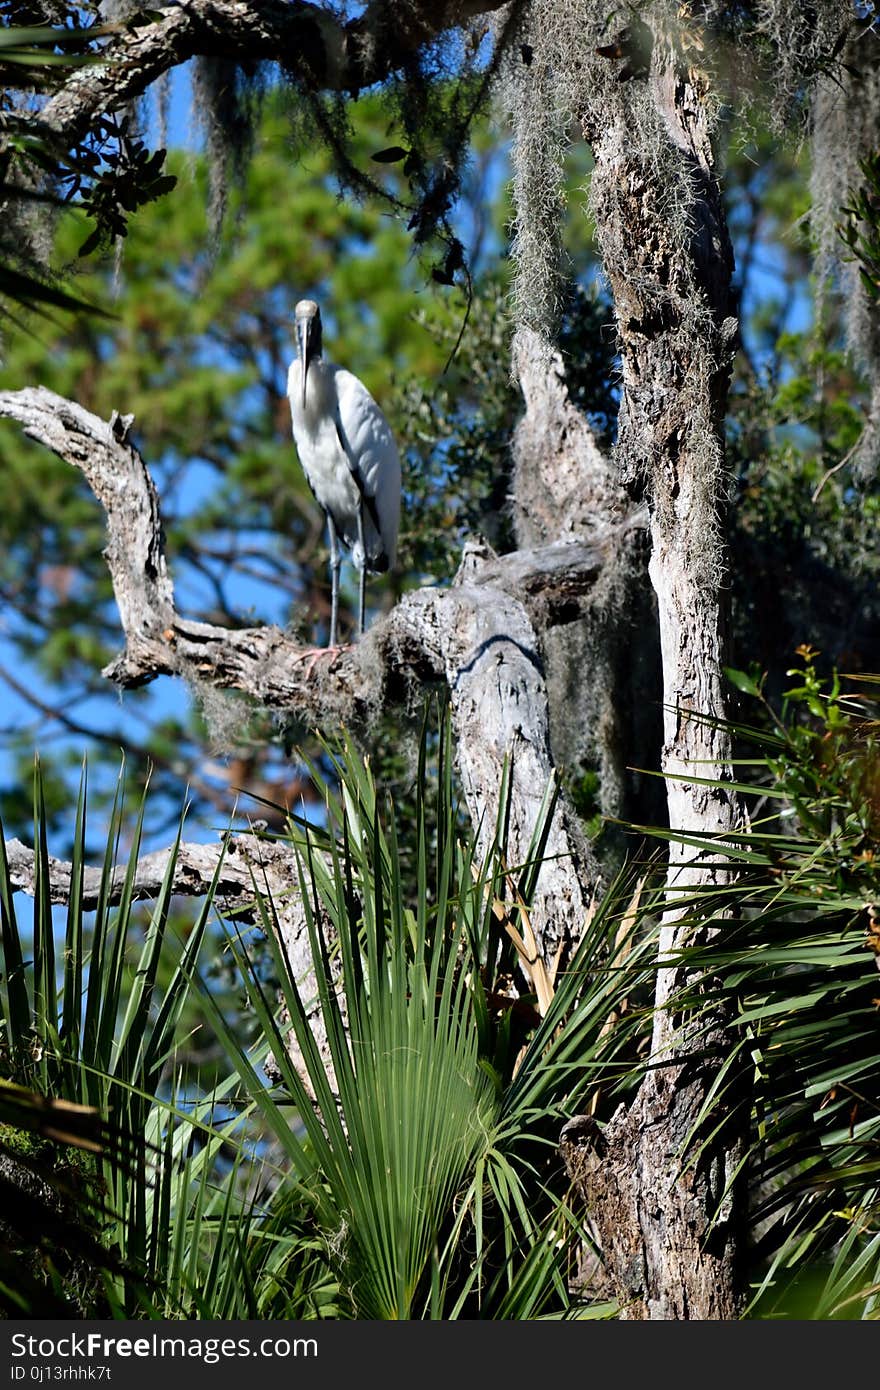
left=10, top=1, right=510, bottom=151
left=0, top=384, right=628, bottom=962
left=3, top=830, right=266, bottom=909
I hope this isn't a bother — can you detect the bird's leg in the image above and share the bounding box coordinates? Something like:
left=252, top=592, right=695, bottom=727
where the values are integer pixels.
left=291, top=513, right=348, bottom=680
left=292, top=644, right=346, bottom=680
left=326, top=509, right=341, bottom=648
left=356, top=496, right=367, bottom=636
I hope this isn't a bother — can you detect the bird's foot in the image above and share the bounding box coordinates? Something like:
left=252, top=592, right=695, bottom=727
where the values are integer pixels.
left=292, top=644, right=349, bottom=679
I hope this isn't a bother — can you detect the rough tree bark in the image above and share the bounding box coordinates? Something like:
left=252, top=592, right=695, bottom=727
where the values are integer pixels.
left=512, top=328, right=662, bottom=838
left=560, top=33, right=745, bottom=1319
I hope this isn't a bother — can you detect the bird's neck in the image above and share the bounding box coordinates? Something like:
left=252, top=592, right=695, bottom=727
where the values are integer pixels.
left=300, top=356, right=334, bottom=424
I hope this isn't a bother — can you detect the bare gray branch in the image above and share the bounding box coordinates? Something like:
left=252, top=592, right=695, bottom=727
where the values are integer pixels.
left=0, top=385, right=612, bottom=964
left=3, top=831, right=286, bottom=911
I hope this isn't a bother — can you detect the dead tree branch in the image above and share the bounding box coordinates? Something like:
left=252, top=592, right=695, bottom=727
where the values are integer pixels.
left=8, top=1, right=509, bottom=152
left=4, top=830, right=270, bottom=910
left=0, top=385, right=627, bottom=963
left=5, top=827, right=337, bottom=1099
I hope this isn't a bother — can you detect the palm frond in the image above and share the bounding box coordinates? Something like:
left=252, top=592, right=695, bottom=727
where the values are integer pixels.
left=641, top=661, right=880, bottom=1317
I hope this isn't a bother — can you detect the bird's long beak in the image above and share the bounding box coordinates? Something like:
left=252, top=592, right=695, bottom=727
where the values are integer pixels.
left=297, top=318, right=312, bottom=410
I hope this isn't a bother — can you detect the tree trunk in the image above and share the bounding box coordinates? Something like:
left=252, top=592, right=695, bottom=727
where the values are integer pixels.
left=512, top=327, right=662, bottom=850
left=562, top=37, right=746, bottom=1319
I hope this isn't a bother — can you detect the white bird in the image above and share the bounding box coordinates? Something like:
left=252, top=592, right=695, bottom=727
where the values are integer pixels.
left=287, top=299, right=401, bottom=650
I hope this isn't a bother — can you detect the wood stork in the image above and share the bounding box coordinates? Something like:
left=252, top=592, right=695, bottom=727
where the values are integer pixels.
left=287, top=299, right=401, bottom=649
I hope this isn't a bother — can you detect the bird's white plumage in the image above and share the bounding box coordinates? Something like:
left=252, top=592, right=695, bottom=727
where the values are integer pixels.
left=287, top=355, right=400, bottom=573
left=288, top=299, right=401, bottom=647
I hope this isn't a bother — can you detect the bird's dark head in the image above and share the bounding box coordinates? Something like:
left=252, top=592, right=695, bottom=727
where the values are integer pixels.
left=295, top=299, right=323, bottom=409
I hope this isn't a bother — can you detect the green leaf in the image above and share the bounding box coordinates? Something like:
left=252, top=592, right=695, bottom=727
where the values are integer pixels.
left=724, top=665, right=761, bottom=697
